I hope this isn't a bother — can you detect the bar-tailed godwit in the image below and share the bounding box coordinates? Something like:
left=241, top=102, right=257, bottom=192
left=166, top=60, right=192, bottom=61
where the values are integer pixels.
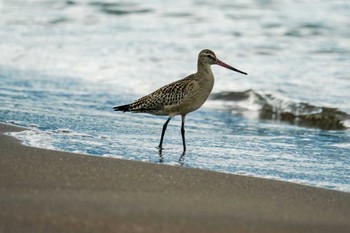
left=113, top=49, right=247, bottom=153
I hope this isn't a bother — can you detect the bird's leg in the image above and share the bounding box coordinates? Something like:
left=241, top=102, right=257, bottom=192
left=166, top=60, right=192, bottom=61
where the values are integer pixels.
left=181, top=115, right=186, bottom=152
left=158, top=117, right=172, bottom=150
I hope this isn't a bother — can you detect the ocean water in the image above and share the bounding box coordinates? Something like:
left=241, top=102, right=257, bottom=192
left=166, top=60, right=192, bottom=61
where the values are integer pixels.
left=1, top=0, right=350, bottom=192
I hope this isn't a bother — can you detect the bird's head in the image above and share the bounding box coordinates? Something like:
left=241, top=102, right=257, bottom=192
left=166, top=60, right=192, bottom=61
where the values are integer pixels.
left=198, top=49, right=247, bottom=75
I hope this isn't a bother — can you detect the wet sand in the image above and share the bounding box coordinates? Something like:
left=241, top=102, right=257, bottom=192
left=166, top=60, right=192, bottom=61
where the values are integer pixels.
left=1, top=123, right=350, bottom=233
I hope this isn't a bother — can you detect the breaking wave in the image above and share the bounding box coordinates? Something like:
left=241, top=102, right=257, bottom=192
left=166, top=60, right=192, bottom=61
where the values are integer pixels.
left=211, top=90, right=350, bottom=130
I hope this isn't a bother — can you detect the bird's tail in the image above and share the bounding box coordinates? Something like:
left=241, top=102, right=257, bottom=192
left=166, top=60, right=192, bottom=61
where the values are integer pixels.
left=113, top=104, right=131, bottom=112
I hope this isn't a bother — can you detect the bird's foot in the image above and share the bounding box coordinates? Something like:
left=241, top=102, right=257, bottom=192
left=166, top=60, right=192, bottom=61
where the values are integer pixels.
left=178, top=151, right=186, bottom=165
left=157, top=146, right=164, bottom=163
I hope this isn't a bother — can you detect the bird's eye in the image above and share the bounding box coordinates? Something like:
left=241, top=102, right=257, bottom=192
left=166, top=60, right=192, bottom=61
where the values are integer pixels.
left=206, top=54, right=213, bottom=59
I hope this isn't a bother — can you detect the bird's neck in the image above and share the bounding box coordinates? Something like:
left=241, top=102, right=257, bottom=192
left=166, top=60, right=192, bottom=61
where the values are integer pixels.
left=196, top=61, right=215, bottom=94
left=196, top=61, right=215, bottom=97
left=197, top=61, right=213, bottom=77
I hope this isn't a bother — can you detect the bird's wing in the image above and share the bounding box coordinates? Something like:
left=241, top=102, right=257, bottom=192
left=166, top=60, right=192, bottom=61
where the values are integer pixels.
left=128, top=75, right=196, bottom=111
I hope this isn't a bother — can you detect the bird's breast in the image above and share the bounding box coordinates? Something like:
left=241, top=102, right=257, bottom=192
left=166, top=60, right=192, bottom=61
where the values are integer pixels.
left=165, top=76, right=214, bottom=116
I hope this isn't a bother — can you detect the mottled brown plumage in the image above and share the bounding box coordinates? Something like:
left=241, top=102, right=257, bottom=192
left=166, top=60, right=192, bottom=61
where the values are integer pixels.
left=114, top=49, right=247, bottom=153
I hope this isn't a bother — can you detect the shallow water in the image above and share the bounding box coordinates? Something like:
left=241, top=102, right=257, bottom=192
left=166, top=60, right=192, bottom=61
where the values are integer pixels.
left=1, top=0, right=350, bottom=192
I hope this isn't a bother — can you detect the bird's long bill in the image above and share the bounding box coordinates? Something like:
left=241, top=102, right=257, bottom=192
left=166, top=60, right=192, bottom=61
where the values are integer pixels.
left=216, top=59, right=247, bottom=75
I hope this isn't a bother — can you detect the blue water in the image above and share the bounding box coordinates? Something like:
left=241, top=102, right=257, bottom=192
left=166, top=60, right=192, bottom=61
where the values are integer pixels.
left=1, top=0, right=350, bottom=192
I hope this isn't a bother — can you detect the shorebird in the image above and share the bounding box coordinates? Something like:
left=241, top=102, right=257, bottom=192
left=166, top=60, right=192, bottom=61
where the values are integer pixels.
left=113, top=49, right=247, bottom=153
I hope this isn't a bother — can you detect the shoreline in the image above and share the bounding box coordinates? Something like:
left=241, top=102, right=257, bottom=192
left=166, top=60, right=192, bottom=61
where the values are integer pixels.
left=1, top=123, right=350, bottom=233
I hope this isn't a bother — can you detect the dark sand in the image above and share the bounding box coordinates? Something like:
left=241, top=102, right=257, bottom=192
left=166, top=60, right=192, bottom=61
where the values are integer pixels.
left=1, top=123, right=350, bottom=233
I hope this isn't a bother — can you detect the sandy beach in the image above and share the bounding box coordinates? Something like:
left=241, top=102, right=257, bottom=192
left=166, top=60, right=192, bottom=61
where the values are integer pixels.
left=1, top=123, right=350, bottom=233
